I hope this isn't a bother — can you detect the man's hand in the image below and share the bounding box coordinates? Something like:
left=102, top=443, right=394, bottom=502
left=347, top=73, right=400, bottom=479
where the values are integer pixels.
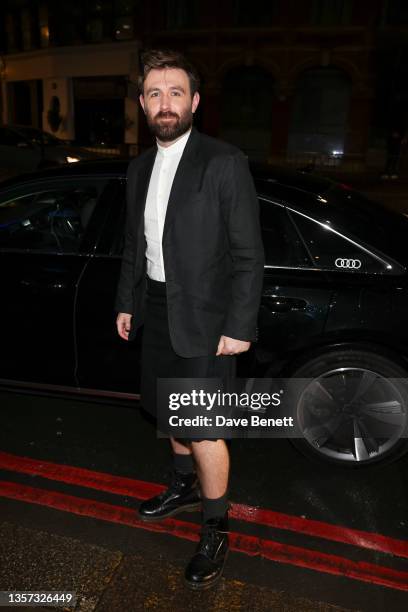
left=216, top=335, right=251, bottom=356
left=116, top=313, right=132, bottom=341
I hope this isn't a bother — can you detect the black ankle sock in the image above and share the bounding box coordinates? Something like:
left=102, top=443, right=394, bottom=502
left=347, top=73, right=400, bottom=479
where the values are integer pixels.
left=202, top=492, right=229, bottom=522
left=173, top=452, right=195, bottom=474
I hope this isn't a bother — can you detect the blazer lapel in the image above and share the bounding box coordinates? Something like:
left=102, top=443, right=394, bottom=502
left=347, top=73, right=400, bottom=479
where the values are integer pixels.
left=162, top=128, right=201, bottom=241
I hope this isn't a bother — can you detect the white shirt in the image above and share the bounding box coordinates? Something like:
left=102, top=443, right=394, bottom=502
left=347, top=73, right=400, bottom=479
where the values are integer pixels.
left=144, top=129, right=191, bottom=281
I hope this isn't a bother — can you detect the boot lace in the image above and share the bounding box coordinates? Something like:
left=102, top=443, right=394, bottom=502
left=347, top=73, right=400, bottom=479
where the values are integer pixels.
left=156, top=469, right=188, bottom=501
left=197, top=523, right=227, bottom=557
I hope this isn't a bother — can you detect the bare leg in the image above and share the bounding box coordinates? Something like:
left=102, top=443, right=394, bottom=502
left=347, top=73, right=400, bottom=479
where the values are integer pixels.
left=191, top=439, right=229, bottom=498
left=170, top=436, right=192, bottom=455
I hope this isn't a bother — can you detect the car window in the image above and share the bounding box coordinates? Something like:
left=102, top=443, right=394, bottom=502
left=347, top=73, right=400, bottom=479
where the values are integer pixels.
left=110, top=197, right=313, bottom=266
left=260, top=199, right=311, bottom=268
left=0, top=178, right=107, bottom=253
left=108, top=195, right=316, bottom=269
left=289, top=209, right=397, bottom=274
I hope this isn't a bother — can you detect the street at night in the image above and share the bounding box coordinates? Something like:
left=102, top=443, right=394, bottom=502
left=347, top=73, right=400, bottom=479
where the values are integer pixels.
left=0, top=389, right=407, bottom=611
left=2, top=1, right=408, bottom=610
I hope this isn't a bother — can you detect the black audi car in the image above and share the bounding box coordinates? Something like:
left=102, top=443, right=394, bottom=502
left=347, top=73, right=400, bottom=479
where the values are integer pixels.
left=0, top=160, right=407, bottom=468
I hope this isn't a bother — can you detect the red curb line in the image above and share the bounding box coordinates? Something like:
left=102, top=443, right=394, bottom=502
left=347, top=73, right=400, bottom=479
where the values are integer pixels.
left=0, top=450, right=406, bottom=559
left=0, top=479, right=407, bottom=592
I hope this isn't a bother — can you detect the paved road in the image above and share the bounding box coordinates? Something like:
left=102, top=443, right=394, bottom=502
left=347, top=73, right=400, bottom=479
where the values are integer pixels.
left=0, top=390, right=407, bottom=611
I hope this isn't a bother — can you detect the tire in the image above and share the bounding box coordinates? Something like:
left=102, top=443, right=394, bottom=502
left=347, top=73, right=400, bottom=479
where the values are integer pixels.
left=289, top=349, right=408, bottom=468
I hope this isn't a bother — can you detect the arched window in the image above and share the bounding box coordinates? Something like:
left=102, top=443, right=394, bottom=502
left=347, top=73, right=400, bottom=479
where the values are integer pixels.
left=288, top=67, right=351, bottom=158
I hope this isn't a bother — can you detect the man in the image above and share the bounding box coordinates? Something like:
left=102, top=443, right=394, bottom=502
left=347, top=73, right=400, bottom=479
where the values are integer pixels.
left=115, top=49, right=264, bottom=589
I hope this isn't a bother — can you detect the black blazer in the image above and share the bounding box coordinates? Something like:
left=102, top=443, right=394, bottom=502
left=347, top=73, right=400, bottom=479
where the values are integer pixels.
left=115, top=127, right=265, bottom=358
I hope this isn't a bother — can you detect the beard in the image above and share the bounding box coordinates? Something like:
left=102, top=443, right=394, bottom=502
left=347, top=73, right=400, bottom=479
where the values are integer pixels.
left=146, top=109, right=193, bottom=142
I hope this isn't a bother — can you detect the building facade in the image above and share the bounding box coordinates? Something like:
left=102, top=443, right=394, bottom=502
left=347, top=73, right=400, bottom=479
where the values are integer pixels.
left=0, top=0, right=407, bottom=169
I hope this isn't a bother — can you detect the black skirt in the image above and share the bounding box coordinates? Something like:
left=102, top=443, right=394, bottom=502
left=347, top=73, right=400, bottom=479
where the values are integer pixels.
left=140, top=277, right=236, bottom=439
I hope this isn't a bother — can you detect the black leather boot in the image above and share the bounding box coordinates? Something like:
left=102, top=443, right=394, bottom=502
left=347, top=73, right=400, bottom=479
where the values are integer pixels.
left=184, top=512, right=229, bottom=589
left=138, top=470, right=201, bottom=521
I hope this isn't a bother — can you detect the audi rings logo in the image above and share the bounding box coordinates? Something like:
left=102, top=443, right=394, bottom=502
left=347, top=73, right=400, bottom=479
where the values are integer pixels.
left=335, top=258, right=362, bottom=269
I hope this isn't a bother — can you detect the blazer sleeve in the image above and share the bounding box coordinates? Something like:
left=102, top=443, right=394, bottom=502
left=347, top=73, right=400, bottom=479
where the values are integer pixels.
left=114, top=159, right=138, bottom=314
left=219, top=151, right=265, bottom=342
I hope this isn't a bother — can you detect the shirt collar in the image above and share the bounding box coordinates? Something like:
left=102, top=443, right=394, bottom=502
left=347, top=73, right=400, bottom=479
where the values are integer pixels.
left=157, top=128, right=191, bottom=158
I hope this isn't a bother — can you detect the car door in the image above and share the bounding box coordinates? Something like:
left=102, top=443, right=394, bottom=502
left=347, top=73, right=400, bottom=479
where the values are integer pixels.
left=256, top=198, right=335, bottom=372
left=288, top=207, right=406, bottom=343
left=74, top=176, right=143, bottom=395
left=0, top=176, right=109, bottom=385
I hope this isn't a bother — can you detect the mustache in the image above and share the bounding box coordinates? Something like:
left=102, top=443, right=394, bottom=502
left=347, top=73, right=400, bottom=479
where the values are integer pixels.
left=154, top=111, right=179, bottom=120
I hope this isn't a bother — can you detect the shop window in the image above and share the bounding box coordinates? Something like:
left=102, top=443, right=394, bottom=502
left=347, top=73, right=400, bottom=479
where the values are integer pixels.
left=5, top=12, right=21, bottom=53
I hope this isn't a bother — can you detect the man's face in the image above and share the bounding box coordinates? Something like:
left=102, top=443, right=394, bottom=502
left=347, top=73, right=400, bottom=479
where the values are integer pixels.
left=140, top=67, right=200, bottom=143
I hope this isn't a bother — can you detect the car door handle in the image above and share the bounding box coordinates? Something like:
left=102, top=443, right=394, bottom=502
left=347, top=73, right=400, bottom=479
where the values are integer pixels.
left=262, top=294, right=307, bottom=313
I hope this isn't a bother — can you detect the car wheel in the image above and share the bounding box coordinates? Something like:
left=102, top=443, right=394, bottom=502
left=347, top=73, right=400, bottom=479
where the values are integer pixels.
left=289, top=349, right=408, bottom=467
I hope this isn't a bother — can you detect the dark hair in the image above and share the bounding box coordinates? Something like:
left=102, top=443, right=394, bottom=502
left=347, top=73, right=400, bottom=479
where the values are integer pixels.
left=138, top=48, right=200, bottom=96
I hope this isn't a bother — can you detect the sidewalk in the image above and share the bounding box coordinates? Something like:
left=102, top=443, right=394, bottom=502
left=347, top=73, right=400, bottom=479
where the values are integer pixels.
left=0, top=520, right=355, bottom=612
